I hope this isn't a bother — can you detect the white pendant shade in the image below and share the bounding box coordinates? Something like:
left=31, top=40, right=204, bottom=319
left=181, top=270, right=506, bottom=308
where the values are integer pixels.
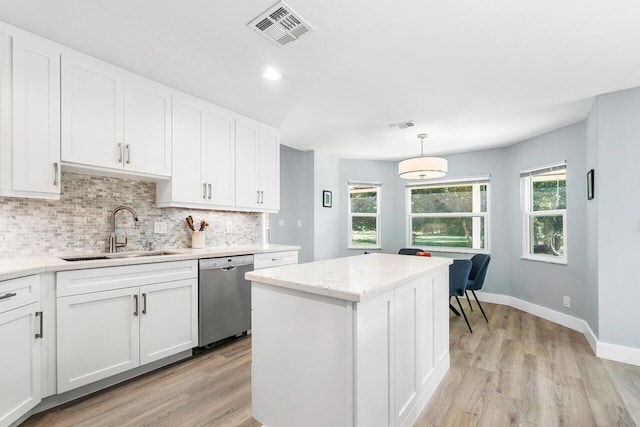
left=398, top=156, right=448, bottom=179
left=398, top=133, right=448, bottom=179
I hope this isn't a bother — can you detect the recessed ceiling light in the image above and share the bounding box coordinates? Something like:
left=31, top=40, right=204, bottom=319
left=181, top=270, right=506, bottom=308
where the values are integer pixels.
left=263, top=67, right=283, bottom=81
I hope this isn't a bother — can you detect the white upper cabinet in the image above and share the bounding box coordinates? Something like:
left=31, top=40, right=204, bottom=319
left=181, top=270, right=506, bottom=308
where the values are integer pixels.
left=258, top=128, right=280, bottom=210
left=235, top=120, right=260, bottom=208
left=163, top=94, right=206, bottom=205
left=157, top=93, right=236, bottom=210
left=204, top=109, right=235, bottom=207
left=61, top=51, right=123, bottom=170
left=123, top=76, right=171, bottom=176
left=235, top=119, right=280, bottom=212
left=0, top=29, right=61, bottom=199
left=61, top=50, right=171, bottom=178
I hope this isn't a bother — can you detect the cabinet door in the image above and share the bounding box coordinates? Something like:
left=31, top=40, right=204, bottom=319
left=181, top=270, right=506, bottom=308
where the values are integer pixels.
left=235, top=119, right=260, bottom=208
left=12, top=34, right=60, bottom=195
left=171, top=96, right=206, bottom=204
left=139, top=279, right=197, bottom=365
left=57, top=287, right=140, bottom=393
left=61, top=51, right=124, bottom=170
left=124, top=77, right=171, bottom=176
left=0, top=303, right=41, bottom=426
left=204, top=109, right=235, bottom=207
left=258, top=129, right=280, bottom=210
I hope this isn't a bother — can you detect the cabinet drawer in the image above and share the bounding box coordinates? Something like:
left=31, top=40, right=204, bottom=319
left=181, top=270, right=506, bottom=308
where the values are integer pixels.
left=57, top=260, right=198, bottom=297
left=0, top=275, right=40, bottom=314
left=254, top=251, right=298, bottom=270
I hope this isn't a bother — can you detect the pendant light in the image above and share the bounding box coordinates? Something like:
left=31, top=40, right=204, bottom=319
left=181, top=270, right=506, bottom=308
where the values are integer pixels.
left=398, top=134, right=448, bottom=180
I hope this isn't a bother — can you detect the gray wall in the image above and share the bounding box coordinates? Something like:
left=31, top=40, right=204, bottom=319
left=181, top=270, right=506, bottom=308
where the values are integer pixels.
left=593, top=87, right=640, bottom=349
left=313, top=151, right=341, bottom=261
left=506, top=121, right=587, bottom=319
left=269, top=145, right=315, bottom=263
left=585, top=99, right=600, bottom=335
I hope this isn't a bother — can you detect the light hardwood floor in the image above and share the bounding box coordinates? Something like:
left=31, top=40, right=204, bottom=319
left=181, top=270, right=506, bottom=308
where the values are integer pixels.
left=23, top=301, right=640, bottom=427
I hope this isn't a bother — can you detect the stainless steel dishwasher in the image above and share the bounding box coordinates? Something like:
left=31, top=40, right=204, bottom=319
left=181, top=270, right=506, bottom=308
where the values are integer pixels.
left=198, top=255, right=254, bottom=347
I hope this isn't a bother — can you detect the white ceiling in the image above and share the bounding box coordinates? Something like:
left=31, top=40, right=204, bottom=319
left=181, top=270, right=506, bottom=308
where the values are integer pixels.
left=1, top=0, right=640, bottom=160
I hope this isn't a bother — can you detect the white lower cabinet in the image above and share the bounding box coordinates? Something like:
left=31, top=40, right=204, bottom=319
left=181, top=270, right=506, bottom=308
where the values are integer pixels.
left=56, top=287, right=140, bottom=393
left=56, top=261, right=198, bottom=393
left=0, top=302, right=41, bottom=427
left=139, top=279, right=198, bottom=365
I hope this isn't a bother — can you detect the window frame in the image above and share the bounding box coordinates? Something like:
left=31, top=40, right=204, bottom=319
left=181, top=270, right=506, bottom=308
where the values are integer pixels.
left=405, top=177, right=491, bottom=254
left=520, top=162, right=568, bottom=265
left=348, top=183, right=382, bottom=250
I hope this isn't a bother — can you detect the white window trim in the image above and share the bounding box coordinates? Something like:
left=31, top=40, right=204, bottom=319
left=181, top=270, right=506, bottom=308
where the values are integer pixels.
left=348, top=185, right=381, bottom=250
left=405, top=179, right=490, bottom=254
left=520, top=164, right=568, bottom=265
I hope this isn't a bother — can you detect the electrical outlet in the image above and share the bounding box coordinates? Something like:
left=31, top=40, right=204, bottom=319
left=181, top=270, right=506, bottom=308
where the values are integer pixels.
left=563, top=296, right=571, bottom=308
left=154, top=222, right=167, bottom=234
left=297, top=219, right=303, bottom=228
left=278, top=219, right=285, bottom=227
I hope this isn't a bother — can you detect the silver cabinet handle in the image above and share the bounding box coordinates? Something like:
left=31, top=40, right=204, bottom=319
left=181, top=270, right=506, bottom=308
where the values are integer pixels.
left=203, top=183, right=207, bottom=199
left=257, top=190, right=260, bottom=204
left=35, top=311, right=43, bottom=339
left=142, top=293, right=147, bottom=315
left=208, top=184, right=212, bottom=200
left=0, top=292, right=17, bottom=300
left=118, top=143, right=123, bottom=163
left=133, top=294, right=138, bottom=316
left=260, top=190, right=264, bottom=204
left=125, top=144, right=131, bottom=164
left=53, top=163, right=59, bottom=186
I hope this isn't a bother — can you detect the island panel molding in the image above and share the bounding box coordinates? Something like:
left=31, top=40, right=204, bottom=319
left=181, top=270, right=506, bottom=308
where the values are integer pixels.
left=249, top=253, right=452, bottom=427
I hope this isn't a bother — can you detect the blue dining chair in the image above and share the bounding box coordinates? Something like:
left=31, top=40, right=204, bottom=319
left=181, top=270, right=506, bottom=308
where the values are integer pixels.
left=449, top=259, right=473, bottom=333
left=465, top=254, right=491, bottom=323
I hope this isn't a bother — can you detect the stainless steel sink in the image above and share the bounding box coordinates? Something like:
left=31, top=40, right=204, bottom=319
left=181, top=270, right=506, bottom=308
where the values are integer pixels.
left=61, top=251, right=181, bottom=262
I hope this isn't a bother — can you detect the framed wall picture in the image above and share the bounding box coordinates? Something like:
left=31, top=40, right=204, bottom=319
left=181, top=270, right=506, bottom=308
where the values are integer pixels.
left=587, top=169, right=594, bottom=200
left=322, top=190, right=332, bottom=208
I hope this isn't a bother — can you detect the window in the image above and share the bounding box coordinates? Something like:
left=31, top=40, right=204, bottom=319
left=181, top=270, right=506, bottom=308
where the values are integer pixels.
left=407, top=177, right=490, bottom=253
left=348, top=183, right=381, bottom=249
left=521, top=162, right=567, bottom=264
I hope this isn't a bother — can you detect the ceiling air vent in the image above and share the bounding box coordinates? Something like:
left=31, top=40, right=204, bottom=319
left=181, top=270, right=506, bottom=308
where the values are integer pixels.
left=248, top=1, right=315, bottom=47
left=387, top=120, right=415, bottom=130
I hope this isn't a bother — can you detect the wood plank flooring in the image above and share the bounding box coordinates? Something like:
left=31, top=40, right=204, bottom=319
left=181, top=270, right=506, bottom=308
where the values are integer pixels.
left=23, top=302, right=640, bottom=427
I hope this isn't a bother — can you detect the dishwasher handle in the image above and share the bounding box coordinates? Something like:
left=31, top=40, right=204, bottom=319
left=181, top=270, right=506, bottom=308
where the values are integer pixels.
left=222, top=266, right=237, bottom=272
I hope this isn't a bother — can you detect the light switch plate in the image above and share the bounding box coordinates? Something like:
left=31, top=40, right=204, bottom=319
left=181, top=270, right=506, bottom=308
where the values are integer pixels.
left=297, top=219, right=302, bottom=228
left=278, top=219, right=285, bottom=227
left=563, top=296, right=570, bottom=308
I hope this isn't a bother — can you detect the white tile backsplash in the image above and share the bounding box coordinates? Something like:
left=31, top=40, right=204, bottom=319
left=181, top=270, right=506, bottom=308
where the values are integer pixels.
left=0, top=172, right=263, bottom=256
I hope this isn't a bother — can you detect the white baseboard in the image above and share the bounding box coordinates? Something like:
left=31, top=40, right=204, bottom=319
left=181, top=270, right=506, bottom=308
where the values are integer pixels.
left=597, top=341, right=640, bottom=366
left=475, top=291, right=639, bottom=367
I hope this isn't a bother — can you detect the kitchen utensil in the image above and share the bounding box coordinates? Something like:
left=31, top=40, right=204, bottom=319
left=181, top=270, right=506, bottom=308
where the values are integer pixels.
left=199, top=220, right=209, bottom=232
left=186, top=216, right=195, bottom=231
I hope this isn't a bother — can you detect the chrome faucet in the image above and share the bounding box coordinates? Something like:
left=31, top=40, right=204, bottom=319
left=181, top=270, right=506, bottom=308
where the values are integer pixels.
left=108, top=206, right=141, bottom=253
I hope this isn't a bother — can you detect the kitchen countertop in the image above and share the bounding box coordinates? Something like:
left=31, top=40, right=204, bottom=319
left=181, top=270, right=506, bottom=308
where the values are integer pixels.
left=0, top=244, right=300, bottom=281
left=245, top=253, right=452, bottom=302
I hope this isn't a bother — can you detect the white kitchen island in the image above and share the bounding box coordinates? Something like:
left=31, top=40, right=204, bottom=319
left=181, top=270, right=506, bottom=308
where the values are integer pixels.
left=245, top=253, right=453, bottom=427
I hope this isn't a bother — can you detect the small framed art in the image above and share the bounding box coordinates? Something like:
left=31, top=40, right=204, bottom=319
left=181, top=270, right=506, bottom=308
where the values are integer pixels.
left=587, top=169, right=594, bottom=200
left=322, top=190, right=332, bottom=208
